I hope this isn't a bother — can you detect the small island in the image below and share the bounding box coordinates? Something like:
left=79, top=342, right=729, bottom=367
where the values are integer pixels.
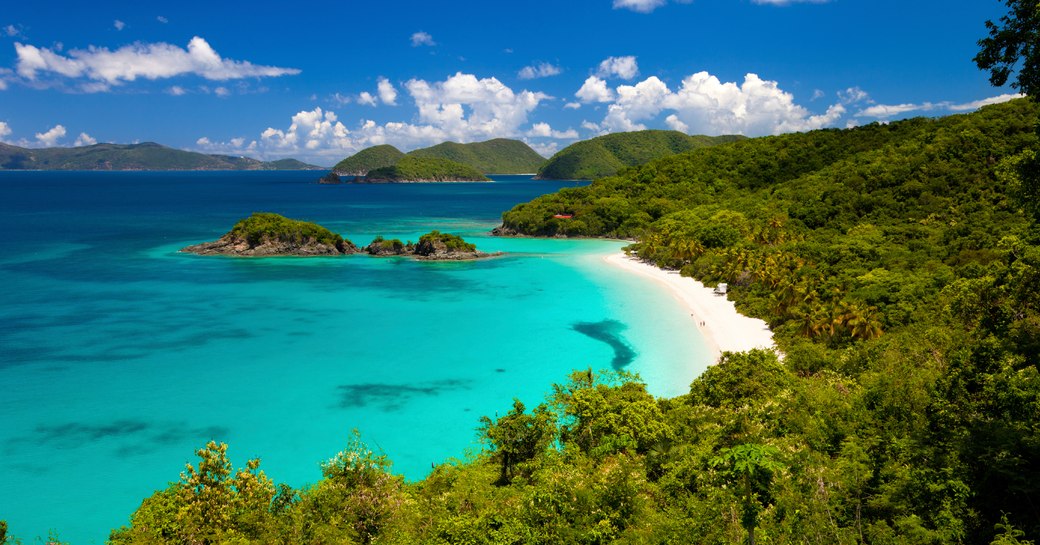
left=361, top=156, right=490, bottom=183
left=363, top=231, right=499, bottom=260
left=318, top=171, right=342, bottom=184
left=182, top=212, right=358, bottom=256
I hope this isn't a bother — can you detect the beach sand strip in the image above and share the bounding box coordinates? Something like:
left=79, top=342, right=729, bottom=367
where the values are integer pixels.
left=604, top=252, right=776, bottom=362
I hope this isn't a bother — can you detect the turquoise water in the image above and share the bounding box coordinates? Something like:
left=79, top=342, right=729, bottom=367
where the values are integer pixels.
left=0, top=172, right=711, bottom=543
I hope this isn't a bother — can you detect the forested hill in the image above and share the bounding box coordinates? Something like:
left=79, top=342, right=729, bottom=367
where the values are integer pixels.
left=331, top=144, right=405, bottom=175
left=362, top=155, right=490, bottom=182
left=0, top=142, right=321, bottom=170
left=406, top=138, right=547, bottom=174
left=536, top=130, right=744, bottom=180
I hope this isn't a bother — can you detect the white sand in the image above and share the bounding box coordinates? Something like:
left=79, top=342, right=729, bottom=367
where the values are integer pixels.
left=604, top=252, right=776, bottom=362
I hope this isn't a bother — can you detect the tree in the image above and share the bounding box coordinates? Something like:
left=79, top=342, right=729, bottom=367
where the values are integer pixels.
left=975, top=0, right=1040, bottom=97
left=711, top=443, right=783, bottom=545
left=480, top=399, right=555, bottom=485
left=176, top=441, right=275, bottom=544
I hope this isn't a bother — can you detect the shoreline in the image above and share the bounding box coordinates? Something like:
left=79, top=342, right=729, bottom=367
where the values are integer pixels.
left=603, top=252, right=776, bottom=362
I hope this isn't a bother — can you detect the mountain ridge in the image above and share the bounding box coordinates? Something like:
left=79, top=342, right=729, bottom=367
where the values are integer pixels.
left=536, top=130, right=745, bottom=180
left=0, top=141, right=321, bottom=171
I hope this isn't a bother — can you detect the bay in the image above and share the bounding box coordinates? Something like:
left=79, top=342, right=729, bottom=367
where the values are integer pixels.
left=0, top=171, right=710, bottom=543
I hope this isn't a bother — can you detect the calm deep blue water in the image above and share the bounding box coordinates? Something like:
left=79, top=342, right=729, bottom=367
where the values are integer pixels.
left=0, top=171, right=710, bottom=543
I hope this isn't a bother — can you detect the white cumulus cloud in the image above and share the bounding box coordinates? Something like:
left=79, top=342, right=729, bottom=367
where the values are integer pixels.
left=0, top=121, right=11, bottom=140
left=602, top=76, right=672, bottom=131
left=597, top=56, right=639, bottom=80
left=168, top=85, right=186, bottom=96
left=35, top=124, right=66, bottom=147
left=4, top=24, right=21, bottom=37
left=404, top=72, right=549, bottom=142
left=157, top=16, right=168, bottom=23
left=411, top=31, right=435, bottom=47
left=518, top=62, right=562, bottom=80
left=527, top=141, right=560, bottom=157
left=526, top=122, right=579, bottom=139
left=113, top=20, right=126, bottom=31
left=14, top=36, right=300, bottom=87
left=583, top=71, right=847, bottom=136
left=665, top=114, right=689, bottom=132
left=74, top=132, right=97, bottom=146
left=662, top=72, right=845, bottom=135
left=357, top=91, right=377, bottom=106
left=576, top=75, right=615, bottom=103
left=377, top=77, right=397, bottom=105
left=261, top=107, right=351, bottom=152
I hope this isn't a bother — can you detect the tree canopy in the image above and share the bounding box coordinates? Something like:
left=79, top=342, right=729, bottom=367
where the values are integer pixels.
left=975, top=0, right=1040, bottom=97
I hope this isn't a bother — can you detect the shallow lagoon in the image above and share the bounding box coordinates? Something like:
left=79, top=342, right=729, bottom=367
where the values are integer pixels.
left=0, top=171, right=710, bottom=543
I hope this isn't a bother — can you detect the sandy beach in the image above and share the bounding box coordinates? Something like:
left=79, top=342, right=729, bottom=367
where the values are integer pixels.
left=604, top=252, right=776, bottom=362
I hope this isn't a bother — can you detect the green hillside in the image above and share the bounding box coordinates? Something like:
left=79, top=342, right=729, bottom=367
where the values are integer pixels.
left=0, top=142, right=320, bottom=170
left=331, top=144, right=405, bottom=175
left=363, top=155, right=490, bottom=182
left=536, top=130, right=744, bottom=180
left=407, top=138, right=546, bottom=174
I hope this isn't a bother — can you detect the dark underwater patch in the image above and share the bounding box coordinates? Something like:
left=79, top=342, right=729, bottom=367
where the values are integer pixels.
left=335, top=379, right=473, bottom=411
left=9, top=420, right=230, bottom=461
left=571, top=319, right=637, bottom=370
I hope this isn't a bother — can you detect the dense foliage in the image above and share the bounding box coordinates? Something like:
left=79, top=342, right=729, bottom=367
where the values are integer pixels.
left=229, top=212, right=346, bottom=248
left=407, top=138, right=547, bottom=174
left=536, top=130, right=744, bottom=180
left=0, top=141, right=319, bottom=171
left=365, top=155, right=490, bottom=182
left=100, top=99, right=1040, bottom=544
left=415, top=230, right=478, bottom=254
left=365, top=236, right=409, bottom=255
left=975, top=0, right=1040, bottom=96
left=333, top=145, right=405, bottom=176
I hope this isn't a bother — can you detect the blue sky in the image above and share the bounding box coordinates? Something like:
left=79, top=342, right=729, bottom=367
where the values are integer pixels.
left=0, top=0, right=1021, bottom=166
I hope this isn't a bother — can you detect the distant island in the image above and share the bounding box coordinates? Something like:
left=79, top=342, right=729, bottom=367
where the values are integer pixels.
left=0, top=141, right=321, bottom=171
left=331, top=138, right=546, bottom=178
left=182, top=213, right=358, bottom=256
left=536, top=130, right=743, bottom=180
left=361, top=156, right=490, bottom=182
left=364, top=231, right=499, bottom=260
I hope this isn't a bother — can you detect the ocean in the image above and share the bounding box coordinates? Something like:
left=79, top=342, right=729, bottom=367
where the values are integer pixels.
left=0, top=171, right=711, bottom=543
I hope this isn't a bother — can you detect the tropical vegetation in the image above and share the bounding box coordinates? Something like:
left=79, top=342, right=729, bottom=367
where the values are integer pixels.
left=364, top=155, right=490, bottom=182
left=332, top=145, right=405, bottom=176
left=407, top=138, right=547, bottom=174
left=415, top=230, right=478, bottom=254
left=228, top=212, right=347, bottom=248
left=536, top=130, right=744, bottom=180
